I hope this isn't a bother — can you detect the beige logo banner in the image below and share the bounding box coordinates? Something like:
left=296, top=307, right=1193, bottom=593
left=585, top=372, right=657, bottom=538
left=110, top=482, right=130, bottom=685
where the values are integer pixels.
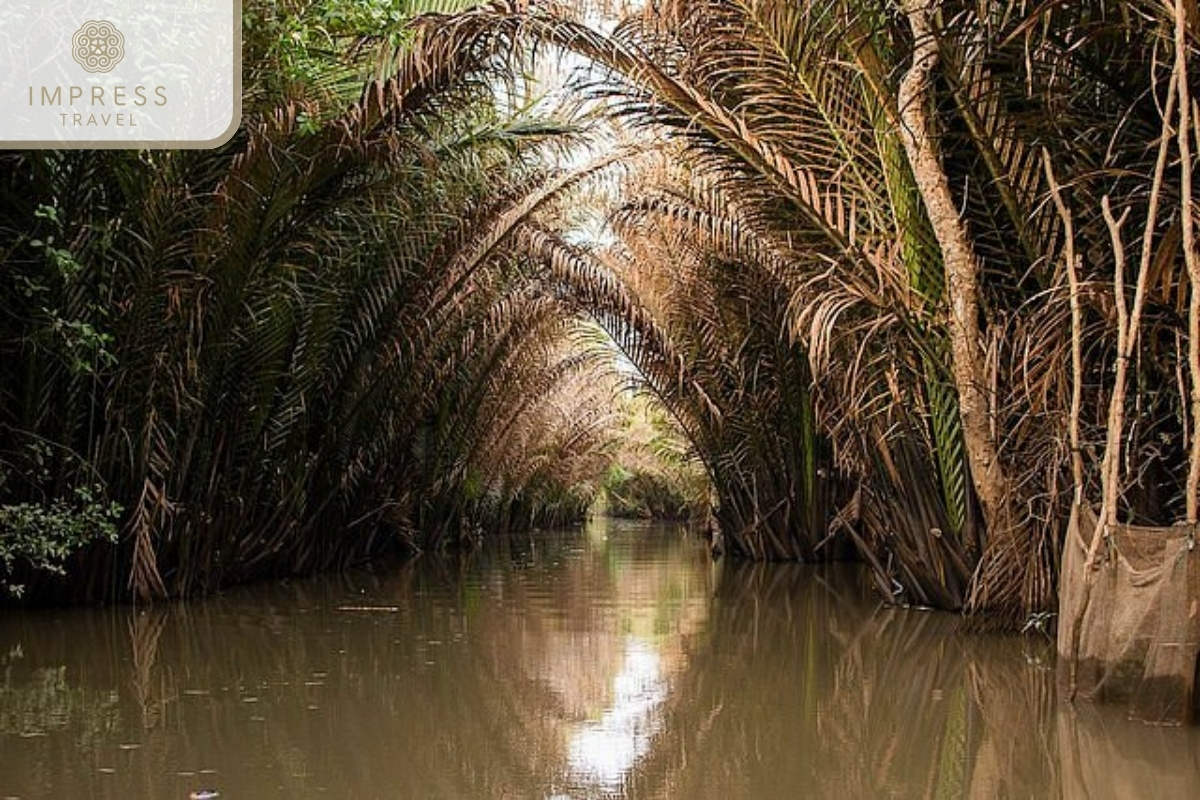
left=0, top=1, right=241, bottom=148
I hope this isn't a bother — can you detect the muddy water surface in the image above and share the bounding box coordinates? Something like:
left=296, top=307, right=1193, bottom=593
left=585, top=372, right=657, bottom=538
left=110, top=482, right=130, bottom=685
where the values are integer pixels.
left=1, top=517, right=1197, bottom=798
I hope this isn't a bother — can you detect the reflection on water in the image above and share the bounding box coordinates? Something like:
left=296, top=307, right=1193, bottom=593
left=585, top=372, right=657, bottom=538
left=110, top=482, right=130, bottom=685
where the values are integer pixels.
left=0, top=516, right=1197, bottom=799
left=566, top=638, right=665, bottom=794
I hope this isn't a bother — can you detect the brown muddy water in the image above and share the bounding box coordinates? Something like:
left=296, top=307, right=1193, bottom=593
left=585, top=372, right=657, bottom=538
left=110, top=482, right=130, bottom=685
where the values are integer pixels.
left=1, top=517, right=1197, bottom=799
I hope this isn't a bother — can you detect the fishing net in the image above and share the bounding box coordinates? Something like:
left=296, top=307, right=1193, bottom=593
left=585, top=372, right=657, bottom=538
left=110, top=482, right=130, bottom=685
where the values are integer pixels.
left=1057, top=502, right=1200, bottom=724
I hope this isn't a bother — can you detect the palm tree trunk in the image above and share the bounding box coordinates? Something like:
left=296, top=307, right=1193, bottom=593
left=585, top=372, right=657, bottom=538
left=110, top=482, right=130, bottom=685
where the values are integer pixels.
left=896, top=0, right=1023, bottom=616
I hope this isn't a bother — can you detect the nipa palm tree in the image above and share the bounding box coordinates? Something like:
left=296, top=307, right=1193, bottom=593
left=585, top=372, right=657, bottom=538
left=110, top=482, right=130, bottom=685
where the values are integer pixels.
left=0, top=1, right=630, bottom=601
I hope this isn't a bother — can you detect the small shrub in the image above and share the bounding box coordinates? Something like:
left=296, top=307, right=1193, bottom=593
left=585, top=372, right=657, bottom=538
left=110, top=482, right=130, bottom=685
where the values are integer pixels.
left=0, top=485, right=121, bottom=598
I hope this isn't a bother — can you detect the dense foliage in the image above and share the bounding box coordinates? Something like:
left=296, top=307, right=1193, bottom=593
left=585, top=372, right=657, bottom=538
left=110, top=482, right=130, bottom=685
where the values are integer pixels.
left=0, top=0, right=659, bottom=601
left=4, top=0, right=1198, bottom=631
left=601, top=393, right=708, bottom=520
left=420, top=0, right=1200, bottom=623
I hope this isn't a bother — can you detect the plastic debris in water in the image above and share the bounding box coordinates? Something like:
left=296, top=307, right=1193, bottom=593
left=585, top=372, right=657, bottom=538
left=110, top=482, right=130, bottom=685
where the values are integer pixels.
left=189, top=791, right=220, bottom=800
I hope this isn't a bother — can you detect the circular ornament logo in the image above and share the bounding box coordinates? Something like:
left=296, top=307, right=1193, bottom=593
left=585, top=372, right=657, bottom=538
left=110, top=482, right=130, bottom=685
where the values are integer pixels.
left=72, top=20, right=125, bottom=73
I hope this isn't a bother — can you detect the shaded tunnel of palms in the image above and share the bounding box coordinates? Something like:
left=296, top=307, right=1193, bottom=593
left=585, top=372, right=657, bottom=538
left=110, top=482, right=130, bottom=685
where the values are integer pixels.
left=2, top=0, right=1200, bottom=650
left=0, top=0, right=849, bottom=604
left=394, top=0, right=1200, bottom=625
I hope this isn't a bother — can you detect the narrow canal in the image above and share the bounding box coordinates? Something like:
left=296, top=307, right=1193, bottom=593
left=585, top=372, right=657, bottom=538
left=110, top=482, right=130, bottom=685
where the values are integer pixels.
left=1, top=517, right=1197, bottom=798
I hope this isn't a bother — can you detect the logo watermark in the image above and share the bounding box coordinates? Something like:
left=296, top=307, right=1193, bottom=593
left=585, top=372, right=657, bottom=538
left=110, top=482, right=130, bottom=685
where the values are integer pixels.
left=71, top=20, right=125, bottom=74
left=0, top=1, right=241, bottom=148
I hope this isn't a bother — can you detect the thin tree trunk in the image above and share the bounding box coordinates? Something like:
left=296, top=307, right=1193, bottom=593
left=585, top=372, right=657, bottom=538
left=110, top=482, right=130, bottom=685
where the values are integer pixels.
left=896, top=0, right=1023, bottom=615
left=1043, top=150, right=1084, bottom=495
left=1097, top=198, right=1130, bottom=565
left=1096, top=62, right=1177, bottom=565
left=1174, top=0, right=1200, bottom=523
